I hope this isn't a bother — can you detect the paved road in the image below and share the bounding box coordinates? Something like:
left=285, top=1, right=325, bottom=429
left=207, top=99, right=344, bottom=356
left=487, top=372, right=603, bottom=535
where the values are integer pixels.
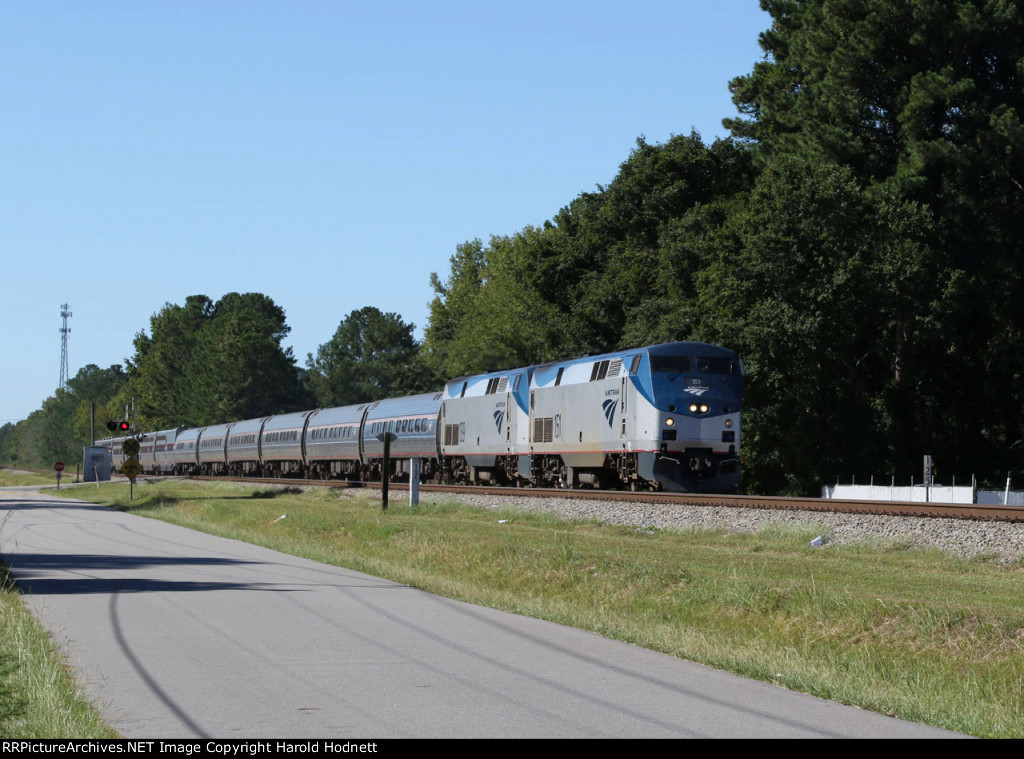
left=0, top=487, right=963, bottom=738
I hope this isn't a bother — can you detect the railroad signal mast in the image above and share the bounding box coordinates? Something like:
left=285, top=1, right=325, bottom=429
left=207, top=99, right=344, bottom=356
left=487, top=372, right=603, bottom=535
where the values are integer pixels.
left=110, top=397, right=141, bottom=501
left=106, top=398, right=136, bottom=434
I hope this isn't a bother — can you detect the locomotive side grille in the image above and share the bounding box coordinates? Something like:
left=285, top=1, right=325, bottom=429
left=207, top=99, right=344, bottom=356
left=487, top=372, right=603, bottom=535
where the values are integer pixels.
left=444, top=424, right=460, bottom=446
left=484, top=377, right=510, bottom=394
left=533, top=417, right=554, bottom=443
left=589, top=359, right=622, bottom=381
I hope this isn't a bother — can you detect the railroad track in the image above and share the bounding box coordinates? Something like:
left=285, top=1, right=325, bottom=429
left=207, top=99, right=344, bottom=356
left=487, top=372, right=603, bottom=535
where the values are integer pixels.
left=184, top=476, right=1024, bottom=523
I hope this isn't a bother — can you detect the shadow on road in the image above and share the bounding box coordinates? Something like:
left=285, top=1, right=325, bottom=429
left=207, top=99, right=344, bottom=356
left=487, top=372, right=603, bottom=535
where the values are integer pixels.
left=1, top=553, right=301, bottom=596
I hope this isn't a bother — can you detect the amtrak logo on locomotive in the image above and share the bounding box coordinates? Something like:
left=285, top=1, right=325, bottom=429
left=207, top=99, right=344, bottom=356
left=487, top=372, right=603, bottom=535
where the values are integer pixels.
left=602, top=399, right=618, bottom=427
left=683, top=376, right=710, bottom=396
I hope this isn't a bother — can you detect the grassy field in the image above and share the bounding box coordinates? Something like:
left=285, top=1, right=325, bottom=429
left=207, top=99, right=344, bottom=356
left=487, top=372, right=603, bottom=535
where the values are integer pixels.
left=0, top=469, right=68, bottom=487
left=3, top=475, right=1024, bottom=737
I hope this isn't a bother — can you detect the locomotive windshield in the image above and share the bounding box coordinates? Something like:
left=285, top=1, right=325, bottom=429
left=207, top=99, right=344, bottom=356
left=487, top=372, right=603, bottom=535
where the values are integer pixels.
left=650, top=355, right=691, bottom=373
left=696, top=356, right=740, bottom=375
left=650, top=355, right=739, bottom=375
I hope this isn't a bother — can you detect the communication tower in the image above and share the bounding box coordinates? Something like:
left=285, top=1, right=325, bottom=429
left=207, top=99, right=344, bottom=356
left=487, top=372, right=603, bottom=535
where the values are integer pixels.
left=59, top=303, right=72, bottom=390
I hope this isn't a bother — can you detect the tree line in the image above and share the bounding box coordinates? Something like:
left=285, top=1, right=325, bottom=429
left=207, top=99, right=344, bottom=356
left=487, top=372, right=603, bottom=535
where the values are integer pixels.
left=0, top=297, right=434, bottom=471
left=4, top=0, right=1022, bottom=494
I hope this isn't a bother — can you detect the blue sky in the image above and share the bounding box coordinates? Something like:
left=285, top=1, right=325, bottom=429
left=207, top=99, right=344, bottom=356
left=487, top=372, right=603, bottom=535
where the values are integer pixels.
left=1, top=1, right=770, bottom=424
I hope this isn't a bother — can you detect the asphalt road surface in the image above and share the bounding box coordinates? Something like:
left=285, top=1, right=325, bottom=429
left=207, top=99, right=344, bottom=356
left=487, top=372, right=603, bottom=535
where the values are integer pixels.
left=0, top=486, right=963, bottom=739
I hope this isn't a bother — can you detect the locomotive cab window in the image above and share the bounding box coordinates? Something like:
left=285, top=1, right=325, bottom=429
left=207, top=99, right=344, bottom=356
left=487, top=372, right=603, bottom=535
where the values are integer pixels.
left=696, top=356, right=738, bottom=375
left=650, top=355, right=691, bottom=374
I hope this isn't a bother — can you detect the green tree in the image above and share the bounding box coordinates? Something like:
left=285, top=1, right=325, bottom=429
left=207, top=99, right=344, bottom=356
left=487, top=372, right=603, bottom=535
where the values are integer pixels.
left=549, top=133, right=755, bottom=354
left=423, top=240, right=487, bottom=377
left=694, top=157, right=951, bottom=493
left=0, top=423, right=17, bottom=465
left=439, top=231, right=563, bottom=375
left=1, top=364, right=128, bottom=467
left=13, top=392, right=78, bottom=468
left=307, top=307, right=436, bottom=407
left=66, top=364, right=127, bottom=443
left=124, top=295, right=213, bottom=428
left=185, top=293, right=305, bottom=425
left=724, top=0, right=1024, bottom=486
left=123, top=293, right=306, bottom=429
left=727, top=0, right=1024, bottom=202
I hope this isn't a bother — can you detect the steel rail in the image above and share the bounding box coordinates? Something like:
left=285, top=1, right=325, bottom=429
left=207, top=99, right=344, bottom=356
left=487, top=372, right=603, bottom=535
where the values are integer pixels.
left=183, top=475, right=1024, bottom=523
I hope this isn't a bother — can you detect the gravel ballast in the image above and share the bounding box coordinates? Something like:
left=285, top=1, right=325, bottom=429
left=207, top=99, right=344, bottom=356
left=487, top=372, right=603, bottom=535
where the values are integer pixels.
left=404, top=490, right=1024, bottom=563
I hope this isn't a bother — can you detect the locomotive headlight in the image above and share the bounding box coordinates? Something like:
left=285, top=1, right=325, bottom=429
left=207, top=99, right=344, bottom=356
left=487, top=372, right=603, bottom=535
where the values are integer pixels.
left=724, top=418, right=733, bottom=428
left=665, top=417, right=675, bottom=427
left=700, top=404, right=709, bottom=414
left=689, top=403, right=699, bottom=413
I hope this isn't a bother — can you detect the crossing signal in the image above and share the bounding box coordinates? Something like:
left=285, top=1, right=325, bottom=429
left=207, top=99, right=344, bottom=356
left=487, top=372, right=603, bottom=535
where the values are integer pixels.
left=107, top=421, right=131, bottom=432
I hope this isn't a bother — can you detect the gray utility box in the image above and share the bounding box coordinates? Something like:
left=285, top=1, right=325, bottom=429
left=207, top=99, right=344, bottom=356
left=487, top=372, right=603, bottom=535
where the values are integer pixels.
left=83, top=446, right=111, bottom=482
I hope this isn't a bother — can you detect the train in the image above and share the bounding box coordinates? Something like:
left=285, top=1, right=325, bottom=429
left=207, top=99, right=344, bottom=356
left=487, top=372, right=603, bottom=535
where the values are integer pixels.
left=101, top=341, right=743, bottom=492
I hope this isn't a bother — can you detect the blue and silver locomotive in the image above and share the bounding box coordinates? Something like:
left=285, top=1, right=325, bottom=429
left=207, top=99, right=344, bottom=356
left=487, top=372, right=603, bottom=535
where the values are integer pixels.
left=440, top=341, right=741, bottom=492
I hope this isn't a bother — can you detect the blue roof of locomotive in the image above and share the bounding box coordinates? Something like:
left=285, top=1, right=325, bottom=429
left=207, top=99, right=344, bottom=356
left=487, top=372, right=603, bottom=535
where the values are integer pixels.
left=444, top=365, right=534, bottom=414
left=530, top=341, right=742, bottom=409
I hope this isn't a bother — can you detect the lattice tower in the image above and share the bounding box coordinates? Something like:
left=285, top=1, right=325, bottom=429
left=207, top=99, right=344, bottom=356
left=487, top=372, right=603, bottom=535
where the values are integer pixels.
left=59, top=303, right=72, bottom=390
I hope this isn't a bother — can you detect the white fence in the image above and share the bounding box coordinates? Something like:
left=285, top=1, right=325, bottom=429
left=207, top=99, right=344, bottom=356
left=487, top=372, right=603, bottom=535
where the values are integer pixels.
left=822, top=483, right=1024, bottom=506
left=821, top=484, right=974, bottom=503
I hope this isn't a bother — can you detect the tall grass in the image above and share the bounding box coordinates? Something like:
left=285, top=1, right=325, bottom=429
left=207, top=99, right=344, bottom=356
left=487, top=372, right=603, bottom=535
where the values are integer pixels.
left=0, top=564, right=119, bottom=738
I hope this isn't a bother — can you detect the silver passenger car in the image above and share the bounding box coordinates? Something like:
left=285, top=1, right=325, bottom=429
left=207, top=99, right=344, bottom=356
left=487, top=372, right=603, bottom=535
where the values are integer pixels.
left=171, top=427, right=202, bottom=475
left=197, top=422, right=234, bottom=475
left=361, top=392, right=443, bottom=481
left=304, top=403, right=368, bottom=479
left=260, top=411, right=312, bottom=476
left=142, top=427, right=188, bottom=474
left=226, top=417, right=266, bottom=476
